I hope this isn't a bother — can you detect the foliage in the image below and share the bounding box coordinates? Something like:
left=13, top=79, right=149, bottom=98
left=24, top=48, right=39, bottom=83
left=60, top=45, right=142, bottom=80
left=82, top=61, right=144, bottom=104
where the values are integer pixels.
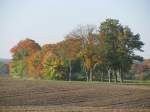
left=9, top=60, right=27, bottom=78
left=9, top=19, right=145, bottom=82
left=129, top=60, right=150, bottom=80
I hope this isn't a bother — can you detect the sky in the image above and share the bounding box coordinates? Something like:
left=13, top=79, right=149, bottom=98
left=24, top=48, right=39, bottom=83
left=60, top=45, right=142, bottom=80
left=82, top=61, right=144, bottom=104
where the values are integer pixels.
left=0, top=0, right=150, bottom=59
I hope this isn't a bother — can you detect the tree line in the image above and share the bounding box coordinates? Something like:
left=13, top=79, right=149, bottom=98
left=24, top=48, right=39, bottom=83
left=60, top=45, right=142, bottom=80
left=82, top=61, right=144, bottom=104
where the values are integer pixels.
left=9, top=19, right=144, bottom=82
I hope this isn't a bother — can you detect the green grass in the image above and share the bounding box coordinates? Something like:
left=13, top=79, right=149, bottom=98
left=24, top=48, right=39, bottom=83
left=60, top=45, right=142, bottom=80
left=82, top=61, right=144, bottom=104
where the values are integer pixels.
left=2, top=77, right=150, bottom=86
left=125, top=80, right=150, bottom=83
left=40, top=79, right=150, bottom=87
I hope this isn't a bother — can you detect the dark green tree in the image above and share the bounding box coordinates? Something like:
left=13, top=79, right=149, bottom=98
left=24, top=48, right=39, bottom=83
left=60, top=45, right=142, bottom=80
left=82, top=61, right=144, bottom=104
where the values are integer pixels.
left=99, top=19, right=144, bottom=82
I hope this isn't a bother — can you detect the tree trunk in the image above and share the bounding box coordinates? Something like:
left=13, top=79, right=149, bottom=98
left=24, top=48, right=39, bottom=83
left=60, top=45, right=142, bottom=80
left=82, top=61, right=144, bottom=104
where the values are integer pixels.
left=69, top=60, right=72, bottom=81
left=89, top=68, right=93, bottom=81
left=86, top=72, right=89, bottom=81
left=119, top=69, right=124, bottom=83
left=85, top=68, right=89, bottom=81
left=100, top=72, right=104, bottom=82
left=99, top=72, right=102, bottom=81
left=83, top=66, right=88, bottom=81
left=120, top=72, right=124, bottom=83
left=108, top=69, right=111, bottom=83
left=114, top=70, right=117, bottom=83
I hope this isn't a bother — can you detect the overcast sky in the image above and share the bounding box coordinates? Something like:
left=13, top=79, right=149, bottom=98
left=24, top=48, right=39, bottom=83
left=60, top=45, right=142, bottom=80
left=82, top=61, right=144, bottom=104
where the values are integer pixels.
left=0, top=0, right=150, bottom=59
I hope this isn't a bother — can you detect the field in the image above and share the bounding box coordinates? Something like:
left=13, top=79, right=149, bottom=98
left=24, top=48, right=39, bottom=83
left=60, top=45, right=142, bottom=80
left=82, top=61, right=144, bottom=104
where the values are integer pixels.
left=0, top=79, right=150, bottom=112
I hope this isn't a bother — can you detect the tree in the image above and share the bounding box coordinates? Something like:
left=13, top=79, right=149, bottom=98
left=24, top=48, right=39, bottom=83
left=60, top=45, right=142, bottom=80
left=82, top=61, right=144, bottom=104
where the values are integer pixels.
left=9, top=60, right=27, bottom=78
left=9, top=19, right=144, bottom=82
left=68, top=25, right=96, bottom=81
left=42, top=55, right=64, bottom=80
left=79, top=33, right=103, bottom=81
left=10, top=38, right=41, bottom=78
left=56, top=37, right=82, bottom=81
left=10, top=38, right=41, bottom=60
left=99, top=18, right=144, bottom=82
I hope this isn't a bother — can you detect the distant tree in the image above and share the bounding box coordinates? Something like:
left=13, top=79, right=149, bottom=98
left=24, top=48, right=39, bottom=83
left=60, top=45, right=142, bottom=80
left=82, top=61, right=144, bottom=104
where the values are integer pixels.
left=56, top=37, right=82, bottom=81
left=99, top=19, right=144, bottom=82
left=68, top=25, right=96, bottom=81
left=9, top=19, right=144, bottom=82
left=10, top=38, right=41, bottom=60
left=10, top=38, right=41, bottom=78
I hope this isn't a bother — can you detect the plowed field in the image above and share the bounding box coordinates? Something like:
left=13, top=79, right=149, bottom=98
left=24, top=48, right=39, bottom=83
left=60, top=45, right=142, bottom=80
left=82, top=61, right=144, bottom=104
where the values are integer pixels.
left=0, top=79, right=150, bottom=112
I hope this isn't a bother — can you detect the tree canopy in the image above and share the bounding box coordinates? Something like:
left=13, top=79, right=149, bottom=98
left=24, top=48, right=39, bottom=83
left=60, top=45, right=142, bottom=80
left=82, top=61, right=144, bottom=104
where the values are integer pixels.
left=9, top=19, right=144, bottom=82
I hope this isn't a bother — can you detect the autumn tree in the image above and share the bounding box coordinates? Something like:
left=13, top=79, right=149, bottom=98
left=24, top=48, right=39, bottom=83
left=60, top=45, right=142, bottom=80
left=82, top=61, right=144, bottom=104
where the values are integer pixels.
left=9, top=19, right=144, bottom=82
left=56, top=37, right=82, bottom=81
left=10, top=38, right=41, bottom=78
left=68, top=25, right=96, bottom=81
left=10, top=38, right=41, bottom=60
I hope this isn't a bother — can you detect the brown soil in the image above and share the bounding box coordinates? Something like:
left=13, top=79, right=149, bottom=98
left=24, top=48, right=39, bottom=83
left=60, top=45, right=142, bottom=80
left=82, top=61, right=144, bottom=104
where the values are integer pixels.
left=0, top=79, right=150, bottom=112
